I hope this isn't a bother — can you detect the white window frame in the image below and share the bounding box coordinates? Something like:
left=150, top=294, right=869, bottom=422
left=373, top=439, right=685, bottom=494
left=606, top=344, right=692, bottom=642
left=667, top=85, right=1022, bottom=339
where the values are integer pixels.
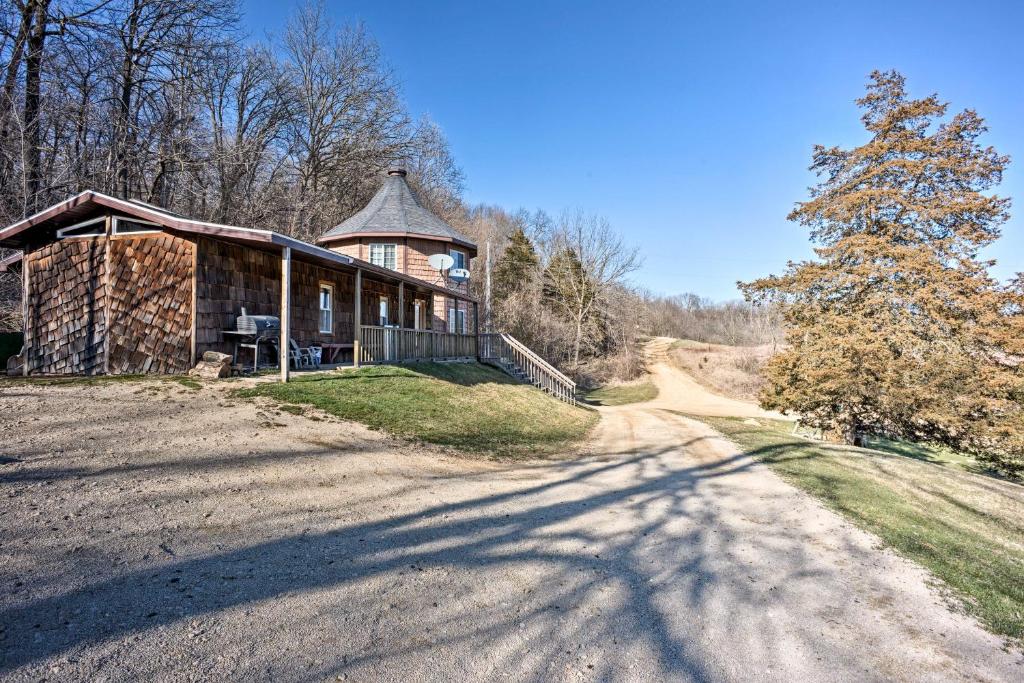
left=112, top=216, right=162, bottom=235
left=456, top=308, right=467, bottom=335
left=449, top=248, right=466, bottom=271
left=56, top=216, right=106, bottom=239
left=379, top=295, right=389, bottom=326
left=413, top=300, right=423, bottom=330
left=368, top=243, right=398, bottom=271
left=318, top=283, right=333, bottom=334
left=448, top=306, right=456, bottom=333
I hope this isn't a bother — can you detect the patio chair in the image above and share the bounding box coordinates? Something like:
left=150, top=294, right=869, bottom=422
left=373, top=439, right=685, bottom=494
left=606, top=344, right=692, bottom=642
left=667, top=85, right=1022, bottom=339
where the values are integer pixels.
left=289, top=339, right=319, bottom=370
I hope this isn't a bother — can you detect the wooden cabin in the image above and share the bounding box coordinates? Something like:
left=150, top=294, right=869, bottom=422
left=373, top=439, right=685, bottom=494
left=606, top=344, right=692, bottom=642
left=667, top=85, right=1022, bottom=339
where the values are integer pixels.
left=0, top=170, right=479, bottom=380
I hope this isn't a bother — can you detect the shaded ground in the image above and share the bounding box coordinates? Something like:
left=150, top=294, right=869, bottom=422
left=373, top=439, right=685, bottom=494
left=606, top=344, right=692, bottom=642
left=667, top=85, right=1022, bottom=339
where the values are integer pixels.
left=0, top=358, right=1021, bottom=681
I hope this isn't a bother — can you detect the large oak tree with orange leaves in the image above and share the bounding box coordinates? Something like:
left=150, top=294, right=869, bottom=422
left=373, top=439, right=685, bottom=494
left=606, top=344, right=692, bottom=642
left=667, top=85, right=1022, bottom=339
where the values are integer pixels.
left=743, top=71, right=1024, bottom=476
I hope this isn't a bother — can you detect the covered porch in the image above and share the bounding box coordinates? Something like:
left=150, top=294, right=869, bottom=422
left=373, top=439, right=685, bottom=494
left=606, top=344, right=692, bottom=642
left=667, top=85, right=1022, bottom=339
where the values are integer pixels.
left=274, top=246, right=478, bottom=381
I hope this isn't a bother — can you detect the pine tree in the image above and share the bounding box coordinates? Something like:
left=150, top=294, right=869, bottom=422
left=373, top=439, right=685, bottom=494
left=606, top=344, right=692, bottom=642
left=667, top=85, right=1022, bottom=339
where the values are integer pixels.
left=742, top=71, right=1024, bottom=476
left=492, top=227, right=539, bottom=302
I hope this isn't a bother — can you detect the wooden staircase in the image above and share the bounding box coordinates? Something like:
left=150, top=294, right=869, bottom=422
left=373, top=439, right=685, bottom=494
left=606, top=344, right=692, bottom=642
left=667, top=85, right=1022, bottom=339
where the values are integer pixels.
left=479, top=332, right=577, bottom=405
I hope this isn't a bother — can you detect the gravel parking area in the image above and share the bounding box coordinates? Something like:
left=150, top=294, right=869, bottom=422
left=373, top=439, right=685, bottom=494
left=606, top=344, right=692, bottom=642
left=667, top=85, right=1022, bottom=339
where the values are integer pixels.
left=1, top=375, right=1020, bottom=681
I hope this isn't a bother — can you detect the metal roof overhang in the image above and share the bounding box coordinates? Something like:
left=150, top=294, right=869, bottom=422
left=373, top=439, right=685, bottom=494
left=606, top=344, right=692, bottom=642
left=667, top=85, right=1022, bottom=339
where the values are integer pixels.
left=0, top=191, right=476, bottom=301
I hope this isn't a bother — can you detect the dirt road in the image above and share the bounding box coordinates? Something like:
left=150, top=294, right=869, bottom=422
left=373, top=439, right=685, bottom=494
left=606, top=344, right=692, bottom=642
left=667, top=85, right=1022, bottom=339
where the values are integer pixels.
left=642, top=337, right=790, bottom=419
left=0, top=355, right=1020, bottom=681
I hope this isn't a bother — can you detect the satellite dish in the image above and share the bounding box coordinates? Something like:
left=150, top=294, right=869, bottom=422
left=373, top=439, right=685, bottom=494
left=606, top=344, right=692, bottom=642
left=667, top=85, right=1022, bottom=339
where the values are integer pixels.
left=428, top=253, right=455, bottom=271
left=448, top=268, right=470, bottom=283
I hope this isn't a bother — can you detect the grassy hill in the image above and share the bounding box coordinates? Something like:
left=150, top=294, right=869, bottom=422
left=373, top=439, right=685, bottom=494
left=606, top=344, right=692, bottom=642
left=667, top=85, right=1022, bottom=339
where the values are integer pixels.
left=667, top=339, right=773, bottom=401
left=235, top=362, right=598, bottom=458
left=585, top=380, right=658, bottom=406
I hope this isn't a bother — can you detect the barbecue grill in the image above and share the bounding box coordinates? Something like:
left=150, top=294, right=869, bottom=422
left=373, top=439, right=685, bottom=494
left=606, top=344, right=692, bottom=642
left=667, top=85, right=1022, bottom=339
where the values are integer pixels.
left=227, top=308, right=281, bottom=370
left=236, top=312, right=281, bottom=336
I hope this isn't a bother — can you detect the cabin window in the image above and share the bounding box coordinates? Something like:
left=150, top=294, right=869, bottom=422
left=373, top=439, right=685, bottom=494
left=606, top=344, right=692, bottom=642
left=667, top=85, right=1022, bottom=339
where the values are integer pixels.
left=379, top=296, right=389, bottom=326
left=450, top=248, right=466, bottom=270
left=56, top=217, right=105, bottom=239
left=448, top=306, right=466, bottom=334
left=113, top=217, right=161, bottom=235
left=318, top=284, right=333, bottom=333
left=369, top=243, right=397, bottom=270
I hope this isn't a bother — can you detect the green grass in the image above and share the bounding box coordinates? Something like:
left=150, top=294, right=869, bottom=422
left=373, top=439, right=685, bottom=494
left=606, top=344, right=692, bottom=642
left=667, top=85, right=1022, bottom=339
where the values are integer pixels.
left=234, top=362, right=599, bottom=458
left=863, top=435, right=983, bottom=474
left=585, top=380, right=658, bottom=406
left=691, top=414, right=1024, bottom=646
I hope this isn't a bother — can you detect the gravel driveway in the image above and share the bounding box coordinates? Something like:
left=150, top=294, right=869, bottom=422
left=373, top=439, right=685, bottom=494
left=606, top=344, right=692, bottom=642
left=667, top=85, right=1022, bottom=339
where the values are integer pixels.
left=1, top=369, right=1021, bottom=681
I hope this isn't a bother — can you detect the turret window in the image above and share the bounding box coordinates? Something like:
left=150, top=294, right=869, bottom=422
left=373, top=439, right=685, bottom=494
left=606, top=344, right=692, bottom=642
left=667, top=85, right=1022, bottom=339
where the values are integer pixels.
left=369, top=243, right=397, bottom=270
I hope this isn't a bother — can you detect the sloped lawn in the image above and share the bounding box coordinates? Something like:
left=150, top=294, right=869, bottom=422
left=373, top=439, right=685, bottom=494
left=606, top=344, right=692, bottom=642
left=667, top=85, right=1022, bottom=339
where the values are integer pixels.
left=235, top=362, right=598, bottom=458
left=585, top=381, right=658, bottom=406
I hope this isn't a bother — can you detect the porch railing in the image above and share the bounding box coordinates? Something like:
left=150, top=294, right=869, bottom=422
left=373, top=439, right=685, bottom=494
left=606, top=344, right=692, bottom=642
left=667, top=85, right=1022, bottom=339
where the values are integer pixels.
left=479, top=332, right=577, bottom=405
left=359, top=325, right=478, bottom=364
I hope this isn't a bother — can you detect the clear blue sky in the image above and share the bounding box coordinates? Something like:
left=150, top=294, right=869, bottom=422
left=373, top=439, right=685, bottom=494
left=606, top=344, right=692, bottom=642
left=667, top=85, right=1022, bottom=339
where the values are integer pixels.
left=242, top=0, right=1023, bottom=301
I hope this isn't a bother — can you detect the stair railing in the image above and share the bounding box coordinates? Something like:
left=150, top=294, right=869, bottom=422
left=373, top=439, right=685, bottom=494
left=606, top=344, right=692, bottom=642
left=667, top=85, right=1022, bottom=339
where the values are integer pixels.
left=479, top=332, right=577, bottom=405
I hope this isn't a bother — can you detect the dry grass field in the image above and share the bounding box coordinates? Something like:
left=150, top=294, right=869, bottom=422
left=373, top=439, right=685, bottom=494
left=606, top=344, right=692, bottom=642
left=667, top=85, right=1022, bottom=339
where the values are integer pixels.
left=667, top=339, right=775, bottom=401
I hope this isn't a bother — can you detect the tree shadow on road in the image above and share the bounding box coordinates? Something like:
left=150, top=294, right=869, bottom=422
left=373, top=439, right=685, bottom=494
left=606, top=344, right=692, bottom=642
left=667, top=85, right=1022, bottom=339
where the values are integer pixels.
left=1, top=419, right=842, bottom=680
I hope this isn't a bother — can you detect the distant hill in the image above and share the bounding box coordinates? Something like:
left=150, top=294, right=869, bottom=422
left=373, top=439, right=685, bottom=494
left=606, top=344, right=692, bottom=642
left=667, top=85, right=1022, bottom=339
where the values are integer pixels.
left=666, top=339, right=776, bottom=402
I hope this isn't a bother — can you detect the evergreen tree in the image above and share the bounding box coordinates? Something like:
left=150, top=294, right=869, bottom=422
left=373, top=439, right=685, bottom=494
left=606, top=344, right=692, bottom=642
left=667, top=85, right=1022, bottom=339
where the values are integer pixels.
left=492, top=227, right=539, bottom=302
left=742, top=71, right=1024, bottom=476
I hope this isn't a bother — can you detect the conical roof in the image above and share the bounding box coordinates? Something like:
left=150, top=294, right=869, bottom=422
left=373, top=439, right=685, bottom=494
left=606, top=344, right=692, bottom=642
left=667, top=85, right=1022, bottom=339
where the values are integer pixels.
left=318, top=168, right=475, bottom=249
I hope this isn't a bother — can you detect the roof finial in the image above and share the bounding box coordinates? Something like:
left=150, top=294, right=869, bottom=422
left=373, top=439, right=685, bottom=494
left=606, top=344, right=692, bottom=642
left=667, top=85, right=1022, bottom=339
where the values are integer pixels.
left=387, top=166, right=407, bottom=177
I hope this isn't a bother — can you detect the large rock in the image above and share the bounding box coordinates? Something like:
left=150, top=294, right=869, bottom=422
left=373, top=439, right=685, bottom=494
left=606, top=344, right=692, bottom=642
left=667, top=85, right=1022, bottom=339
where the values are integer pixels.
left=189, top=352, right=232, bottom=379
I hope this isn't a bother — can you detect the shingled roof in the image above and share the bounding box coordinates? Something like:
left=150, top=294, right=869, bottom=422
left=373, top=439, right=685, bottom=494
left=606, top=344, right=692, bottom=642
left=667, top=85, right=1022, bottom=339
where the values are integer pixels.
left=318, top=168, right=476, bottom=250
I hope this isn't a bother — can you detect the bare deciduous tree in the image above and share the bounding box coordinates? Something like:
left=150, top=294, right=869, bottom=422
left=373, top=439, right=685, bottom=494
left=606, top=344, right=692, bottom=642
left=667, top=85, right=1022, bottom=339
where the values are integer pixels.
left=544, top=210, right=640, bottom=372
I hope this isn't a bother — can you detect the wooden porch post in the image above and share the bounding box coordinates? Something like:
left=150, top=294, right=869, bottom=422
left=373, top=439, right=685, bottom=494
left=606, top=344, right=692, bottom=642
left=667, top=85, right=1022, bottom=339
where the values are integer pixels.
left=22, top=253, right=28, bottom=376
left=280, top=246, right=291, bottom=382
left=473, top=301, right=480, bottom=361
left=189, top=240, right=198, bottom=368
left=103, top=215, right=111, bottom=375
left=353, top=268, right=362, bottom=368
left=397, top=280, right=404, bottom=361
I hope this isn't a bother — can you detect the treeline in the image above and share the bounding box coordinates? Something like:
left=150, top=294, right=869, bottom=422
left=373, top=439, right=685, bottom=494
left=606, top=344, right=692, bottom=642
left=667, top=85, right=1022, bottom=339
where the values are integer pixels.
left=453, top=206, right=777, bottom=386
left=641, top=293, right=781, bottom=348
left=0, top=0, right=462, bottom=239
left=0, top=0, right=770, bottom=386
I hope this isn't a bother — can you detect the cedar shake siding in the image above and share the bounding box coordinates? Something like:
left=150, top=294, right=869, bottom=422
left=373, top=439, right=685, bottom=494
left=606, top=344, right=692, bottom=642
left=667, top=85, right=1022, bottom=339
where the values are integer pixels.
left=107, top=234, right=194, bottom=374
left=290, top=262, right=356, bottom=345
left=194, top=237, right=281, bottom=357
left=326, top=236, right=471, bottom=296
left=331, top=241, right=362, bottom=261
left=195, top=236, right=406, bottom=353
left=406, top=237, right=447, bottom=282
left=24, top=237, right=108, bottom=375
left=360, top=277, right=399, bottom=327
left=430, top=294, right=474, bottom=333
left=23, top=231, right=195, bottom=375
left=2, top=191, right=479, bottom=376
